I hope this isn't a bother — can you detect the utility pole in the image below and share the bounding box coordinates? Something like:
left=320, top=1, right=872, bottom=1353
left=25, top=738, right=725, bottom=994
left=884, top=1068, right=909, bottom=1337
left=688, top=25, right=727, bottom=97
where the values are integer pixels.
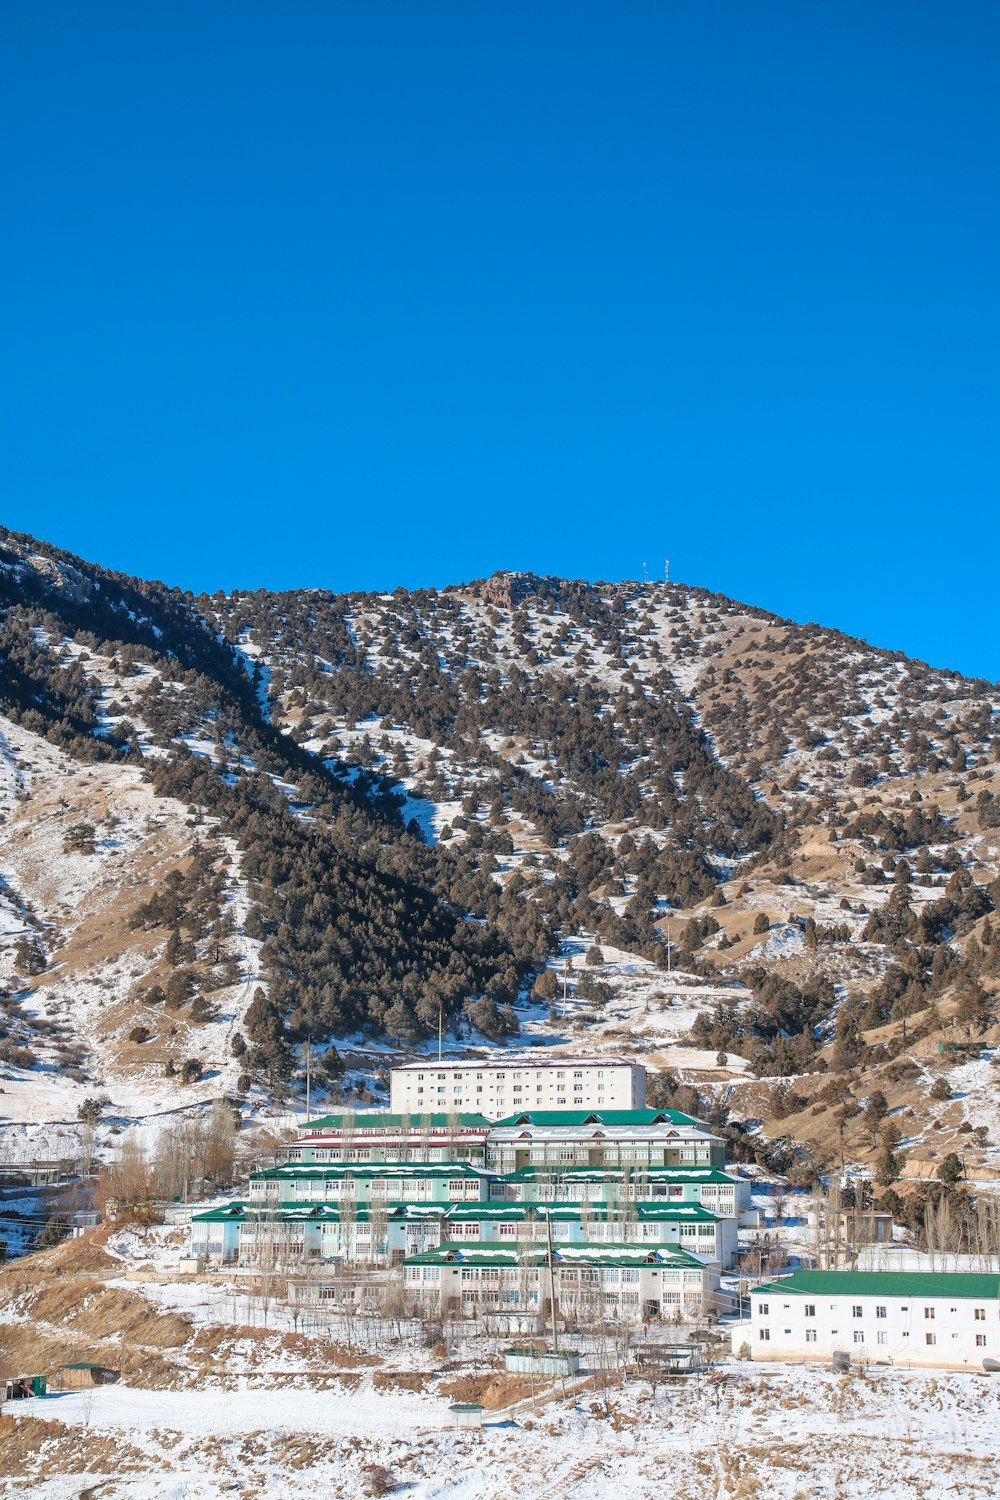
left=666, top=916, right=672, bottom=975
left=438, top=1002, right=443, bottom=1063
left=305, top=1036, right=312, bottom=1125
left=545, top=1207, right=559, bottom=1354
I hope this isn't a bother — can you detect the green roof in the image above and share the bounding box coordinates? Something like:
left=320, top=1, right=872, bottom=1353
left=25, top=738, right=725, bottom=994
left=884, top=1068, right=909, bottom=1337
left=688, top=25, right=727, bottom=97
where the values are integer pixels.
left=442, top=1201, right=719, bottom=1223
left=753, top=1271, right=1000, bottom=1300
left=491, top=1109, right=703, bottom=1128
left=252, top=1161, right=491, bottom=1181
left=505, top=1165, right=737, bottom=1184
left=300, top=1111, right=492, bottom=1133
left=192, top=1200, right=449, bottom=1224
left=193, top=1198, right=720, bottom=1227
left=405, top=1241, right=707, bottom=1270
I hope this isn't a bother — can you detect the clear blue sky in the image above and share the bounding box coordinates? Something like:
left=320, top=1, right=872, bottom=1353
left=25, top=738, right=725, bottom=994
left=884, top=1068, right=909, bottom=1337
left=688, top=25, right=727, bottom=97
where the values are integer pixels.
left=2, top=3, right=998, bottom=678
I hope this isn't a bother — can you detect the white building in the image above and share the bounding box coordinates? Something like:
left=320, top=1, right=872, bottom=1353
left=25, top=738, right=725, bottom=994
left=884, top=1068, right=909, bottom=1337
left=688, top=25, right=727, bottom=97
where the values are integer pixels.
left=389, top=1056, right=646, bottom=1117
left=190, top=1198, right=737, bottom=1269
left=439, top=1200, right=736, bottom=1267
left=484, top=1110, right=724, bottom=1172
left=249, top=1162, right=495, bottom=1206
left=503, top=1164, right=752, bottom=1217
left=742, top=1270, right=1000, bottom=1371
left=403, top=1242, right=717, bottom=1321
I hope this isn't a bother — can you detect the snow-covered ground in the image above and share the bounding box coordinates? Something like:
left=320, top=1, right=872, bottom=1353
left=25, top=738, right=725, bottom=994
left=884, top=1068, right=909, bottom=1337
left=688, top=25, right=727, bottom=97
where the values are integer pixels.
left=0, top=710, right=268, bottom=1146
left=8, top=1357, right=999, bottom=1499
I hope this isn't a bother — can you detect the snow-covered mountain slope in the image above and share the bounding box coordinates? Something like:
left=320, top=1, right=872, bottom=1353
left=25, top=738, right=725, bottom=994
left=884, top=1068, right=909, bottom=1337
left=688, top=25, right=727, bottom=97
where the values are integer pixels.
left=2, top=537, right=999, bottom=1189
left=0, top=712, right=265, bottom=1125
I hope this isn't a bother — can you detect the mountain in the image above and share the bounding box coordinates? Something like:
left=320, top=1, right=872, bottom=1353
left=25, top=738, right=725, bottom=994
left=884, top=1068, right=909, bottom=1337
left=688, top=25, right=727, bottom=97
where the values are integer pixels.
left=1, top=530, right=998, bottom=1192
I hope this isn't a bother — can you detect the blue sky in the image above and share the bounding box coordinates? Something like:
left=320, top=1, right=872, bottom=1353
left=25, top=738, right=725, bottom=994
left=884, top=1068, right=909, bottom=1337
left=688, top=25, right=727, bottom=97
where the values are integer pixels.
left=2, top=3, right=998, bottom=678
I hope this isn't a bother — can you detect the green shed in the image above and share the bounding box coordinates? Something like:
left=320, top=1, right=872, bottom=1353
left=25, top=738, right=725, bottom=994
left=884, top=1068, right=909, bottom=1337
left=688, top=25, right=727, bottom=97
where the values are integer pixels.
left=5, top=1374, right=47, bottom=1400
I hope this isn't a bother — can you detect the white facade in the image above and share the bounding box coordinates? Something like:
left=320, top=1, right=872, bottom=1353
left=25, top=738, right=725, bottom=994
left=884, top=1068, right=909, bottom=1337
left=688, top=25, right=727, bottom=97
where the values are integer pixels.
left=503, top=1167, right=752, bottom=1216
left=249, top=1164, right=493, bottom=1205
left=390, top=1056, right=646, bottom=1117
left=404, top=1245, right=716, bottom=1320
left=746, top=1272, right=1000, bottom=1371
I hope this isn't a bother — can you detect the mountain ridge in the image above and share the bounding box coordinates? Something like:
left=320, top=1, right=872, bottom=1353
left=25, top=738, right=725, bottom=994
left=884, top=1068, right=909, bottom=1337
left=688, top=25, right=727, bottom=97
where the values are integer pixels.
left=1, top=525, right=998, bottom=1194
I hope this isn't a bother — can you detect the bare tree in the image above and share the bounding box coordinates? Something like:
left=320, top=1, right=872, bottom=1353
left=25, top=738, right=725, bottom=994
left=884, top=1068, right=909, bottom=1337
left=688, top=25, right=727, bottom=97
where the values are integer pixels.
left=367, top=1195, right=389, bottom=1266
left=340, top=1105, right=357, bottom=1163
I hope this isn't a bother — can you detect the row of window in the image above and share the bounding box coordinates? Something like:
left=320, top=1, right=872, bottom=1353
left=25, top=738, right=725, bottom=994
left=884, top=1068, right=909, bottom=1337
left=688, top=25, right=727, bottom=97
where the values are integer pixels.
left=416, top=1086, right=593, bottom=1095
left=759, top=1302, right=990, bottom=1321
left=412, top=1070, right=599, bottom=1080
left=758, top=1329, right=989, bottom=1348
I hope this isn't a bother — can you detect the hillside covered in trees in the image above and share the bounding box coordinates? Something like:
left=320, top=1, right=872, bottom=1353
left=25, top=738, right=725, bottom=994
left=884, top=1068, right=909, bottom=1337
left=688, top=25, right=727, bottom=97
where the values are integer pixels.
left=1, top=531, right=999, bottom=1128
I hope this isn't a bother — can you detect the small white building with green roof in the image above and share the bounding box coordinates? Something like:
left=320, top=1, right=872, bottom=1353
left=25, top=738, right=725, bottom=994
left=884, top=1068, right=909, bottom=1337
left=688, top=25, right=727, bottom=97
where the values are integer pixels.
left=743, top=1270, right=1000, bottom=1371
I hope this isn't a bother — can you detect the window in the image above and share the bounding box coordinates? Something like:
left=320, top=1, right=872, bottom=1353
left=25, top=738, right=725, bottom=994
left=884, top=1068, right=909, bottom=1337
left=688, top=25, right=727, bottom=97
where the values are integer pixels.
left=876, top=1306, right=887, bottom=1319
left=758, top=1328, right=770, bottom=1342
left=924, top=1307, right=935, bottom=1320
left=877, top=1332, right=887, bottom=1345
left=925, top=1332, right=936, bottom=1346
left=853, top=1332, right=864, bottom=1344
left=976, top=1335, right=986, bottom=1348
left=759, top=1303, right=769, bottom=1316
left=975, top=1308, right=986, bottom=1321
left=805, top=1330, right=817, bottom=1343
left=852, top=1306, right=863, bottom=1318
left=804, top=1304, right=816, bottom=1317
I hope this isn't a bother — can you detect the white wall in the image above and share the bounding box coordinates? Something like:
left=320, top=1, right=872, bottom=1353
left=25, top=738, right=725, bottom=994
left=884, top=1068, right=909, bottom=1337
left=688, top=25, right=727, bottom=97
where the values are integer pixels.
left=389, top=1061, right=645, bottom=1116
left=749, top=1289, right=1000, bottom=1370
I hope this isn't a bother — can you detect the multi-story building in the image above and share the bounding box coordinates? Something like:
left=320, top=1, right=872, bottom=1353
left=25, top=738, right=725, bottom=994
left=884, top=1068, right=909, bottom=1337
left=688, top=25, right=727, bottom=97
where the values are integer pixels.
left=248, top=1162, right=496, bottom=1207
left=190, top=1195, right=736, bottom=1268
left=190, top=1201, right=444, bottom=1266
left=389, top=1057, right=645, bottom=1117
left=441, top=1201, right=736, bottom=1267
left=484, top=1109, right=724, bottom=1172
left=284, top=1112, right=492, bottom=1166
left=403, top=1242, right=717, bottom=1320
left=742, top=1271, right=1000, bottom=1371
left=502, top=1164, right=752, bottom=1217
left=282, top=1106, right=722, bottom=1174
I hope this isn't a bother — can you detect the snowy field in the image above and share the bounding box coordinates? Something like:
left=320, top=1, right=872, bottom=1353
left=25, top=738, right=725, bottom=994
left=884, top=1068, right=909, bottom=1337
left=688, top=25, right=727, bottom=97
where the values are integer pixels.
left=5, top=1359, right=998, bottom=1499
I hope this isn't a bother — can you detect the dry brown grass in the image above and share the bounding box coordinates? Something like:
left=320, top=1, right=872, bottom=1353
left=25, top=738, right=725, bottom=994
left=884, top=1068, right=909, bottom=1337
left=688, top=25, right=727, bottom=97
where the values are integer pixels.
left=438, top=1371, right=539, bottom=1410
left=372, top=1370, right=431, bottom=1393
left=0, top=1414, right=155, bottom=1478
